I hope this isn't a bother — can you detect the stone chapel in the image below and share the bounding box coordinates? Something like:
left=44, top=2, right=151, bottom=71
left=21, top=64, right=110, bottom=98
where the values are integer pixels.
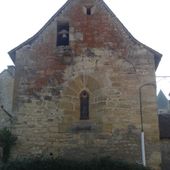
left=1, top=0, right=163, bottom=169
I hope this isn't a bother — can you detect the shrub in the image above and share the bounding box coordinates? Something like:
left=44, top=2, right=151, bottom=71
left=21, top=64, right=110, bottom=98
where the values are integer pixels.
left=0, top=128, right=17, bottom=162
left=0, top=157, right=152, bottom=170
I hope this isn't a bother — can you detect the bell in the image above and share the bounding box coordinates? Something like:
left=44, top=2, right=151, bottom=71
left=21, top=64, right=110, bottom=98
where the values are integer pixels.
left=58, top=29, right=68, bottom=38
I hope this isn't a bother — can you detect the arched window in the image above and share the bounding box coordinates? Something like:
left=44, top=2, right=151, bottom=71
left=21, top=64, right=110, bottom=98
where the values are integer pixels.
left=80, top=90, right=89, bottom=120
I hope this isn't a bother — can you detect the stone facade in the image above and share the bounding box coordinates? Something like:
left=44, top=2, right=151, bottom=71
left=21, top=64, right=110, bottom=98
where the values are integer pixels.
left=7, top=0, right=162, bottom=169
left=0, top=66, right=15, bottom=159
left=0, top=66, right=15, bottom=128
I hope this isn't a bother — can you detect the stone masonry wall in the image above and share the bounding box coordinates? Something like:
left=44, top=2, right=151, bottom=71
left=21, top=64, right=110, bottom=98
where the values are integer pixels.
left=11, top=0, right=161, bottom=169
left=0, top=66, right=15, bottom=128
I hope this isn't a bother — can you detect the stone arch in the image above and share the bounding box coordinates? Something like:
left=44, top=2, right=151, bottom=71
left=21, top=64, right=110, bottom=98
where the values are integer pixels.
left=58, top=74, right=103, bottom=132
left=61, top=74, right=102, bottom=97
left=115, top=58, right=136, bottom=74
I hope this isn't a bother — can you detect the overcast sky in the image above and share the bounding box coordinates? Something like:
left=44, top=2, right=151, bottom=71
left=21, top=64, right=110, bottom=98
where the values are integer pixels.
left=0, top=0, right=170, bottom=95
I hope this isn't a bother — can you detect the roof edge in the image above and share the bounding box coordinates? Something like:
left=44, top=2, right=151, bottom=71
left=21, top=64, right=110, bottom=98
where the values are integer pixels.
left=8, top=0, right=71, bottom=63
left=8, top=0, right=162, bottom=70
left=101, top=0, right=162, bottom=70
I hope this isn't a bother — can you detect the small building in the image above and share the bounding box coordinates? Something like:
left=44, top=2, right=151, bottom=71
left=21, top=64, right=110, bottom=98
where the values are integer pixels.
left=0, top=66, right=15, bottom=128
left=157, top=90, right=170, bottom=170
left=159, top=114, right=170, bottom=170
left=157, top=90, right=170, bottom=114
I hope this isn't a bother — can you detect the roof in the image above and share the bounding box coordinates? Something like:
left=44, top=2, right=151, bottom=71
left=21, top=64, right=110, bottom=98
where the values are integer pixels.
left=159, top=114, right=170, bottom=139
left=157, top=90, right=169, bottom=110
left=0, top=66, right=15, bottom=78
left=8, top=0, right=71, bottom=63
left=8, top=0, right=162, bottom=69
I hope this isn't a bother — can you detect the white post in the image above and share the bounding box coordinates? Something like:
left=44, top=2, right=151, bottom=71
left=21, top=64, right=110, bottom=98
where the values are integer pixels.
left=141, top=131, right=146, bottom=166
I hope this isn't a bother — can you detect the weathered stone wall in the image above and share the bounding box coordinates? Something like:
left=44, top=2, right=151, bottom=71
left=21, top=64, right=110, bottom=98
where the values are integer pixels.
left=160, top=140, right=170, bottom=170
left=11, top=0, right=161, bottom=169
left=0, top=66, right=15, bottom=128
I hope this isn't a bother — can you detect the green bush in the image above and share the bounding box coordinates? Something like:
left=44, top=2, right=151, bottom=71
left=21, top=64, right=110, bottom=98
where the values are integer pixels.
left=0, top=128, right=17, bottom=162
left=0, top=157, right=152, bottom=170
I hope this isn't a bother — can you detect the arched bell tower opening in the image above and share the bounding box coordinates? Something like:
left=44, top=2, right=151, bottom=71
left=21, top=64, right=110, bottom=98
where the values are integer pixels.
left=80, top=90, right=89, bottom=120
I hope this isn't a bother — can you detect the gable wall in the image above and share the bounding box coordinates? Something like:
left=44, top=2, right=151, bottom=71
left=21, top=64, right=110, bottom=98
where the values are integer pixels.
left=11, top=0, right=160, bottom=169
